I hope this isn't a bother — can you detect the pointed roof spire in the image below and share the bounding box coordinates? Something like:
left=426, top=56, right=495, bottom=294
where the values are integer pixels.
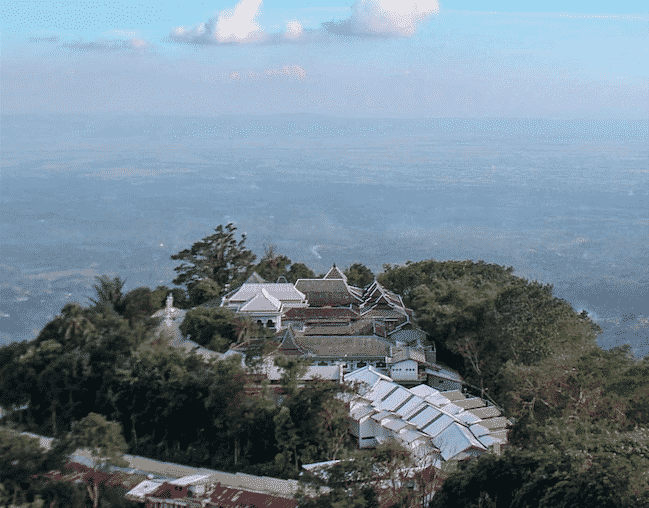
left=323, top=264, right=347, bottom=282
left=244, top=271, right=267, bottom=284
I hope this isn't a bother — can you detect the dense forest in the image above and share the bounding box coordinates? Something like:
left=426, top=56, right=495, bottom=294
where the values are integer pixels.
left=1, top=223, right=647, bottom=507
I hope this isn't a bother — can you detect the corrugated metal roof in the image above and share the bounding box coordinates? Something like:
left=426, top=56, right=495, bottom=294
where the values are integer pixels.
left=474, top=416, right=509, bottom=430
left=489, top=429, right=509, bottom=443
left=468, top=424, right=490, bottom=438
left=467, top=406, right=502, bottom=419
left=400, top=429, right=428, bottom=445
left=170, top=474, right=212, bottom=486
left=351, top=405, right=377, bottom=422
left=478, top=435, right=498, bottom=448
left=456, top=412, right=482, bottom=425
left=439, top=390, right=464, bottom=401
left=382, top=418, right=411, bottom=433
left=401, top=401, right=428, bottom=421
left=441, top=403, right=464, bottom=415
left=371, top=410, right=395, bottom=422
left=424, top=393, right=452, bottom=408
left=453, top=398, right=486, bottom=410
left=433, top=423, right=486, bottom=461
left=409, top=385, right=439, bottom=399
left=406, top=406, right=443, bottom=429
left=366, top=380, right=398, bottom=402
left=381, top=389, right=413, bottom=411
left=345, top=365, right=392, bottom=391
left=126, top=480, right=164, bottom=500
left=394, top=395, right=425, bottom=417
left=421, top=414, right=454, bottom=437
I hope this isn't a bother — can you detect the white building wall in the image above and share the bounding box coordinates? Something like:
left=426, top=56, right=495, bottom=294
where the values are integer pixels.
left=390, top=359, right=418, bottom=380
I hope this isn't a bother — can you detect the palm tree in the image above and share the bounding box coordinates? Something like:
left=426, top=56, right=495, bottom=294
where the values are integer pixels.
left=88, top=275, right=126, bottom=314
left=60, top=303, right=96, bottom=342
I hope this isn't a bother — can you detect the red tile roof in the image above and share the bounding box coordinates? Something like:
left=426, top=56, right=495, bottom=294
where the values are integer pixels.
left=207, top=485, right=298, bottom=508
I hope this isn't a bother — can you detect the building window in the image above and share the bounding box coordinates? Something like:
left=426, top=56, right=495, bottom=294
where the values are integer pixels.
left=266, top=319, right=275, bottom=328
left=357, top=362, right=367, bottom=368
left=257, top=320, right=263, bottom=327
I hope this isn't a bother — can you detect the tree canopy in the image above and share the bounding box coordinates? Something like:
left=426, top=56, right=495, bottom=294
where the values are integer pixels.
left=343, top=263, right=375, bottom=288
left=170, top=223, right=257, bottom=305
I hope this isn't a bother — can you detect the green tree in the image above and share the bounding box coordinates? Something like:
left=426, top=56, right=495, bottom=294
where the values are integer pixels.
left=0, top=428, right=69, bottom=507
left=432, top=419, right=649, bottom=508
left=121, top=287, right=158, bottom=323
left=287, top=263, right=316, bottom=283
left=88, top=275, right=127, bottom=314
left=39, top=480, right=87, bottom=508
left=274, top=406, right=301, bottom=473
left=187, top=278, right=222, bottom=307
left=170, top=223, right=256, bottom=304
left=274, top=355, right=312, bottom=398
left=179, top=307, right=251, bottom=352
left=253, top=244, right=293, bottom=283
left=151, top=286, right=188, bottom=310
left=60, top=413, right=129, bottom=508
left=344, top=263, right=375, bottom=288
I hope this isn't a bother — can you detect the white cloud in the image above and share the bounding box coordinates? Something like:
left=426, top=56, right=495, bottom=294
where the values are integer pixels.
left=324, top=0, right=440, bottom=37
left=283, top=20, right=304, bottom=40
left=169, top=0, right=265, bottom=44
left=215, top=0, right=265, bottom=42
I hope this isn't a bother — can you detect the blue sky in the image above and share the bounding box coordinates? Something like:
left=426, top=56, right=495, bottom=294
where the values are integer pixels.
left=2, top=0, right=647, bottom=117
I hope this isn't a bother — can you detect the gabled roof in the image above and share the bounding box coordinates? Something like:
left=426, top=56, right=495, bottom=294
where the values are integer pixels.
left=351, top=404, right=378, bottom=422
left=388, top=328, right=427, bottom=344
left=225, top=283, right=306, bottom=303
left=391, top=347, right=428, bottom=365
left=239, top=288, right=282, bottom=312
left=244, top=271, right=267, bottom=284
left=344, top=365, right=392, bottom=391
left=294, top=279, right=363, bottom=306
left=279, top=326, right=307, bottom=356
left=323, top=264, right=347, bottom=281
left=433, top=423, right=486, bottom=461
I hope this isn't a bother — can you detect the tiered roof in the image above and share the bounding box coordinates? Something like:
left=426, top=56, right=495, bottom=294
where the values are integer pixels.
left=294, top=278, right=362, bottom=307
left=344, top=366, right=510, bottom=463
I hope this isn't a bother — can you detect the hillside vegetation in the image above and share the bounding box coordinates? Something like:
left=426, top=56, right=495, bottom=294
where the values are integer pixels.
left=1, top=224, right=647, bottom=507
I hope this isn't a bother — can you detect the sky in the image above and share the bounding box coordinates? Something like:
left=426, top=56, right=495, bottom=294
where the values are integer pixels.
left=2, top=0, right=647, bottom=118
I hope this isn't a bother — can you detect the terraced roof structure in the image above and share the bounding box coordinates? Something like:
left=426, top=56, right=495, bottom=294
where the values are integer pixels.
left=344, top=366, right=512, bottom=465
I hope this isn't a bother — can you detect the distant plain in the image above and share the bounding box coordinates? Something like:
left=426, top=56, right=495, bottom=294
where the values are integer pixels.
left=1, top=114, right=647, bottom=355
